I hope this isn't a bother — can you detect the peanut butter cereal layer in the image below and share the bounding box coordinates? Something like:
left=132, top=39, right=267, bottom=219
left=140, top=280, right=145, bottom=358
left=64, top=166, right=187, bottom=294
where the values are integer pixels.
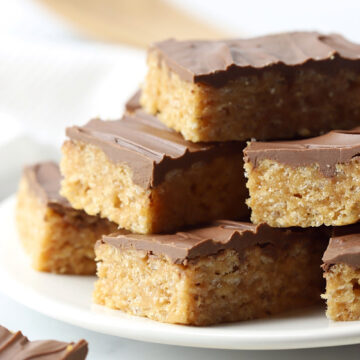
left=94, top=221, right=327, bottom=325
left=322, top=224, right=360, bottom=321
left=0, top=325, right=88, bottom=359
left=141, top=32, right=360, bottom=142
left=16, top=162, right=117, bottom=274
left=244, top=129, right=360, bottom=227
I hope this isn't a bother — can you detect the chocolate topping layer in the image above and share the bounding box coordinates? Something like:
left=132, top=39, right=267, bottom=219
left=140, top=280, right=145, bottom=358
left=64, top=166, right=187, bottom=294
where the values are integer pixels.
left=125, top=90, right=141, bottom=113
left=24, top=162, right=71, bottom=208
left=0, top=325, right=88, bottom=359
left=66, top=111, right=244, bottom=189
left=323, top=224, right=360, bottom=270
left=151, top=32, right=360, bottom=86
left=99, top=220, right=324, bottom=264
left=244, top=129, right=360, bottom=177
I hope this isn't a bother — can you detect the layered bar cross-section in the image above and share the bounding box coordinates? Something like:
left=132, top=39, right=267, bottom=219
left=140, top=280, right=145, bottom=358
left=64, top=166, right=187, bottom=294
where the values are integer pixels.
left=0, top=325, right=88, bottom=359
left=94, top=221, right=327, bottom=325
left=61, top=111, right=248, bottom=234
left=244, top=129, right=360, bottom=227
left=141, top=32, right=360, bottom=142
left=322, top=225, right=360, bottom=321
left=16, top=162, right=117, bottom=274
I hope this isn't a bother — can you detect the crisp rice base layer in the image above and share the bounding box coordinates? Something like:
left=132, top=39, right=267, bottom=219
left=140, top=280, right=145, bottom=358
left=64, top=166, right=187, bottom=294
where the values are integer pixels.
left=322, top=263, right=360, bottom=321
left=245, top=158, right=360, bottom=227
left=141, top=52, right=360, bottom=142
left=94, top=239, right=325, bottom=325
left=60, top=140, right=248, bottom=234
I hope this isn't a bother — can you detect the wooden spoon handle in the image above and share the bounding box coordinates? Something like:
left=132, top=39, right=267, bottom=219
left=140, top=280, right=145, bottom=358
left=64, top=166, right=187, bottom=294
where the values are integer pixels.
left=36, top=0, right=227, bottom=47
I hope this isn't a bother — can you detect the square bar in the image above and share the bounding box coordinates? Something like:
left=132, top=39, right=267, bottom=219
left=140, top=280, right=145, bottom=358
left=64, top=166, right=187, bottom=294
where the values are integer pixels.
left=94, top=221, right=327, bottom=325
left=141, top=32, right=360, bottom=142
left=61, top=111, right=248, bottom=234
left=322, top=225, right=360, bottom=321
left=244, top=129, right=360, bottom=227
left=16, top=162, right=117, bottom=274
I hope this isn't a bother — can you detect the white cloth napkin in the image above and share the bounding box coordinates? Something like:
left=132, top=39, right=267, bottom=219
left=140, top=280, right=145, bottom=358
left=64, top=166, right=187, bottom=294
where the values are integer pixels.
left=0, top=37, right=145, bottom=147
left=0, top=0, right=145, bottom=199
left=0, top=38, right=144, bottom=198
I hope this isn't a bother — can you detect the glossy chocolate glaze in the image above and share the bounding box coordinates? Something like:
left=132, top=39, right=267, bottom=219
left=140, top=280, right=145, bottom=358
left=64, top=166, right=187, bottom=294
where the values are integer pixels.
left=244, top=129, right=360, bottom=176
left=125, top=89, right=141, bottom=112
left=24, top=162, right=71, bottom=208
left=66, top=111, right=244, bottom=189
left=0, top=325, right=88, bottom=359
left=99, top=220, right=326, bottom=264
left=151, top=32, right=360, bottom=86
left=323, top=224, right=360, bottom=270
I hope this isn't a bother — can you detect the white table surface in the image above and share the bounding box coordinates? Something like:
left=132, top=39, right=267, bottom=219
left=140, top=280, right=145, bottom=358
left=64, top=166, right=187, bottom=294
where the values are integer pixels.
left=0, top=291, right=359, bottom=359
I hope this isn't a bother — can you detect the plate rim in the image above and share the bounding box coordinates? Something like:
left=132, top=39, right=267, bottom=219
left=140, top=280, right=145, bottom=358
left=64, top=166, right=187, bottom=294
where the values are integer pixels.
left=2, top=194, right=360, bottom=350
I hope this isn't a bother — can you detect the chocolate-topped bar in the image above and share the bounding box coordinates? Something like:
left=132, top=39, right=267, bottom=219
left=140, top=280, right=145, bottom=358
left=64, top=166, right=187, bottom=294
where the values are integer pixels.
left=61, top=111, right=248, bottom=234
left=244, top=129, right=360, bottom=227
left=141, top=31, right=360, bottom=142
left=322, top=225, right=360, bottom=321
left=0, top=325, right=88, bottom=359
left=66, top=110, right=241, bottom=188
left=16, top=162, right=117, bottom=274
left=323, top=224, right=360, bottom=271
left=151, top=33, right=360, bottom=85
left=24, top=162, right=70, bottom=208
left=245, top=129, right=360, bottom=176
left=94, top=220, right=327, bottom=325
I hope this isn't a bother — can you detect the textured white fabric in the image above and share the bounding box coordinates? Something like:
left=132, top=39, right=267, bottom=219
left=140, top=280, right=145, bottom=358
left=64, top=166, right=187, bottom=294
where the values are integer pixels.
left=0, top=37, right=144, bottom=147
left=0, top=37, right=144, bottom=198
left=0, top=1, right=145, bottom=199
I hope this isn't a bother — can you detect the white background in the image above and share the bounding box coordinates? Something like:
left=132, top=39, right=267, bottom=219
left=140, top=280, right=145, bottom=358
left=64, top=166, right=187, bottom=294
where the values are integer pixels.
left=1, top=1, right=360, bottom=358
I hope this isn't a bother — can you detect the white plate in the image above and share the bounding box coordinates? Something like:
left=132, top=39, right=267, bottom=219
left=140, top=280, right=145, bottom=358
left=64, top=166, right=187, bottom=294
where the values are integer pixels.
left=1, top=195, right=360, bottom=350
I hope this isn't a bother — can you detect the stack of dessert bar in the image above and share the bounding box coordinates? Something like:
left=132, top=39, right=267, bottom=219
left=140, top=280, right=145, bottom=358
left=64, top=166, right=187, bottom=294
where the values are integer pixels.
left=16, top=31, right=360, bottom=325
